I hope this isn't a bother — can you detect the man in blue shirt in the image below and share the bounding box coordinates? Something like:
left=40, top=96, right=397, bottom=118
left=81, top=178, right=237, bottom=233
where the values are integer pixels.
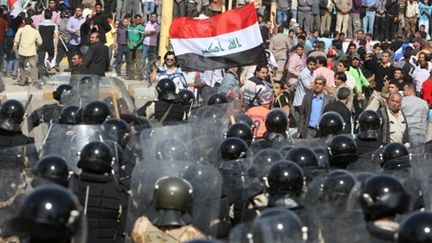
left=362, top=0, right=379, bottom=35
left=299, top=76, right=335, bottom=138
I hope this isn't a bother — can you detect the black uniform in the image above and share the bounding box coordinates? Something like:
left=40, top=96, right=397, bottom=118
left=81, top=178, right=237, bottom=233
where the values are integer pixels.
left=71, top=172, right=123, bottom=243
left=356, top=138, right=381, bottom=157
left=0, top=128, right=34, bottom=150
left=29, top=103, right=63, bottom=130
left=154, top=99, right=186, bottom=125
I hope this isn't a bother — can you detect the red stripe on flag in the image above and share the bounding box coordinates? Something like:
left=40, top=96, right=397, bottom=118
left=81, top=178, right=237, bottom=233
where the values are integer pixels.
left=8, top=0, right=16, bottom=8
left=170, top=3, right=258, bottom=39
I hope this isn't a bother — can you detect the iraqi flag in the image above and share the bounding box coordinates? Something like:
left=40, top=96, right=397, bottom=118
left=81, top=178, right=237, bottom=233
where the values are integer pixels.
left=8, top=0, right=31, bottom=17
left=169, top=3, right=266, bottom=71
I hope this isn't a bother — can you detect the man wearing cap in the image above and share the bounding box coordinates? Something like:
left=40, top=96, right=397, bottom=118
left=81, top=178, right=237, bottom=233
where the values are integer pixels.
left=348, top=53, right=370, bottom=95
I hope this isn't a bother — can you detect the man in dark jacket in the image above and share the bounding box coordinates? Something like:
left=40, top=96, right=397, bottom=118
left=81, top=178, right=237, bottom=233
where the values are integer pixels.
left=377, top=93, right=410, bottom=145
left=92, top=3, right=111, bottom=44
left=84, top=32, right=109, bottom=76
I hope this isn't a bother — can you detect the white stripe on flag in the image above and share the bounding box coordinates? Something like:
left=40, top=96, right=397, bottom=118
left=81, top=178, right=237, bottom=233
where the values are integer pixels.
left=171, top=23, right=262, bottom=57
left=10, top=0, right=30, bottom=17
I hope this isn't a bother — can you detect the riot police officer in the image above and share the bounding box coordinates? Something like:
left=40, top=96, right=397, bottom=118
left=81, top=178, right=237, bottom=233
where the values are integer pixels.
left=397, top=211, right=432, bottom=243
left=207, top=93, right=228, bottom=106
left=226, top=123, right=253, bottom=146
left=7, top=184, right=86, bottom=243
left=0, top=99, right=34, bottom=149
left=59, top=105, right=79, bottom=125
left=178, top=89, right=195, bottom=120
left=285, top=146, right=321, bottom=181
left=70, top=141, right=124, bottom=243
left=252, top=109, right=288, bottom=149
left=359, top=175, right=410, bottom=242
left=380, top=142, right=410, bottom=170
left=131, top=177, right=204, bottom=242
left=219, top=137, right=249, bottom=161
left=138, top=78, right=186, bottom=125
left=32, top=155, right=69, bottom=187
left=29, top=84, right=72, bottom=130
left=327, top=134, right=359, bottom=169
left=81, top=101, right=111, bottom=125
left=355, top=110, right=382, bottom=156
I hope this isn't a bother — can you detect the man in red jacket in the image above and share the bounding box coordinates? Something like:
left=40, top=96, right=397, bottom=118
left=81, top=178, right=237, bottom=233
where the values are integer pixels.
left=421, top=72, right=432, bottom=107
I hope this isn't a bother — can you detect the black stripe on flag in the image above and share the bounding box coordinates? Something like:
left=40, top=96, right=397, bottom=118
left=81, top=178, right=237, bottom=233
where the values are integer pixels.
left=176, top=45, right=267, bottom=72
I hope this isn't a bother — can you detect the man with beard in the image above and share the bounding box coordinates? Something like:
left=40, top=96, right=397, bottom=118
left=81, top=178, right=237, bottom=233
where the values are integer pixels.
left=84, top=32, right=109, bottom=76
left=92, top=3, right=112, bottom=44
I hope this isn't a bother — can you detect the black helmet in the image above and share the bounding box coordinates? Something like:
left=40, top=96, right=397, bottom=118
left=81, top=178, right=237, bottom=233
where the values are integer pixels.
left=156, top=78, right=178, bottom=101
left=207, top=93, right=228, bottom=106
left=8, top=184, right=84, bottom=242
left=226, top=123, right=253, bottom=146
left=358, top=110, right=382, bottom=140
left=77, top=141, right=113, bottom=174
left=153, top=177, right=193, bottom=222
left=81, top=101, right=111, bottom=124
left=229, top=112, right=254, bottom=127
left=267, top=160, right=304, bottom=196
left=155, top=138, right=190, bottom=161
left=252, top=208, right=304, bottom=243
left=59, top=106, right=79, bottom=125
left=249, top=148, right=283, bottom=179
left=102, top=118, right=129, bottom=146
left=380, top=142, right=410, bottom=168
left=0, top=99, right=25, bottom=131
left=360, top=174, right=409, bottom=221
left=34, top=156, right=69, bottom=187
left=285, top=146, right=318, bottom=168
left=397, top=211, right=432, bottom=243
left=219, top=137, right=249, bottom=161
left=265, top=108, right=288, bottom=134
left=317, top=111, right=345, bottom=137
left=52, top=84, right=72, bottom=102
left=320, top=170, right=356, bottom=201
left=79, top=76, right=93, bottom=85
left=314, top=146, right=330, bottom=168
left=327, top=134, right=358, bottom=169
left=178, top=89, right=195, bottom=104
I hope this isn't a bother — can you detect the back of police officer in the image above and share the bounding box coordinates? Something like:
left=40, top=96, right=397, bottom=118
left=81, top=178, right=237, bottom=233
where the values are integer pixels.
left=70, top=141, right=124, bottom=243
left=0, top=99, right=34, bottom=149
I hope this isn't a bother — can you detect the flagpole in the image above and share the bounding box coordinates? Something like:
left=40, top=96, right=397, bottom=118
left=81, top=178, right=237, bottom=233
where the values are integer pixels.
left=228, top=0, right=232, bottom=10
left=158, top=0, right=174, bottom=58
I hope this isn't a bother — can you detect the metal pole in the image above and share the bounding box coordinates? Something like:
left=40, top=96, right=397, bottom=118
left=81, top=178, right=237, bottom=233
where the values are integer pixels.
left=158, top=0, right=174, bottom=58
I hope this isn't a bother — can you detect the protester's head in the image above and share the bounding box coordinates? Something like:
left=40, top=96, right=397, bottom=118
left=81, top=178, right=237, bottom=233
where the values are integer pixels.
left=48, top=0, right=57, bottom=10
left=288, top=29, right=294, bottom=38
left=356, top=30, right=364, bottom=40
left=313, top=76, right=326, bottom=95
left=381, top=51, right=391, bottom=64
left=150, top=13, right=157, bottom=23
left=257, top=89, right=274, bottom=107
left=418, top=52, right=429, bottom=65
left=338, top=32, right=345, bottom=41
left=71, top=51, right=84, bottom=67
left=254, top=64, right=269, bottom=80
left=365, top=33, right=373, bottom=41
left=24, top=17, right=33, bottom=25
left=317, top=41, right=325, bottom=51
left=312, top=29, right=319, bottom=38
left=332, top=39, right=342, bottom=50
left=44, top=9, right=52, bottom=20
left=134, top=14, right=142, bottom=25
left=351, top=54, right=361, bottom=67
left=337, top=87, right=350, bottom=101
left=337, top=59, right=350, bottom=72
left=273, top=81, right=285, bottom=96
left=293, top=44, right=304, bottom=56
left=74, top=6, right=83, bottom=17
left=334, top=72, right=347, bottom=86
left=403, top=83, right=416, bottom=96
left=121, top=17, right=128, bottom=26
left=164, top=51, right=176, bottom=67
left=388, top=93, right=402, bottom=113
left=306, top=56, right=317, bottom=71
left=94, top=3, right=103, bottom=14
left=347, top=43, right=357, bottom=54
left=394, top=68, right=403, bottom=81
left=316, top=56, right=327, bottom=67
left=89, top=32, right=100, bottom=44
left=373, top=43, right=382, bottom=54
left=388, top=80, right=400, bottom=94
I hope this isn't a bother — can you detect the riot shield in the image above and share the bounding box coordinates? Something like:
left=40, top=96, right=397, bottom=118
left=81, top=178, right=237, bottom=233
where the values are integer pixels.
left=0, top=76, right=5, bottom=93
left=61, top=75, right=101, bottom=108
left=182, top=161, right=222, bottom=236
left=411, top=152, right=432, bottom=210
left=39, top=124, right=113, bottom=174
left=139, top=123, right=194, bottom=163
left=0, top=144, right=38, bottom=238
left=125, top=159, right=192, bottom=234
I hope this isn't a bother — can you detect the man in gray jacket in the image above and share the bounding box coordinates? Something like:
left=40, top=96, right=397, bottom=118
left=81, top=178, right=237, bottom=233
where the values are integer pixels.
left=298, top=0, right=313, bottom=34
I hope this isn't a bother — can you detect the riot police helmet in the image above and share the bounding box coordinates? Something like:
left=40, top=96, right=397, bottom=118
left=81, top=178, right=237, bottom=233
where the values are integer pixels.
left=81, top=101, right=111, bottom=125
left=265, top=108, right=288, bottom=134
left=226, top=122, right=253, bottom=146
left=178, top=89, right=195, bottom=104
left=285, top=146, right=319, bottom=168
left=52, top=84, right=72, bottom=102
left=207, top=93, right=228, bottom=106
left=267, top=160, right=305, bottom=196
left=77, top=141, right=113, bottom=174
left=397, top=211, right=432, bottom=243
left=8, top=184, right=84, bottom=242
left=102, top=118, right=130, bottom=145
left=327, top=134, right=359, bottom=168
left=219, top=137, right=249, bottom=161
left=380, top=142, right=410, bottom=168
left=0, top=99, right=25, bottom=128
left=358, top=110, right=382, bottom=140
left=317, top=111, right=345, bottom=137
left=59, top=106, right=79, bottom=125
left=34, top=155, right=69, bottom=187
left=359, top=174, right=410, bottom=221
left=156, top=78, right=178, bottom=101
left=155, top=138, right=190, bottom=161
left=320, top=170, right=356, bottom=201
